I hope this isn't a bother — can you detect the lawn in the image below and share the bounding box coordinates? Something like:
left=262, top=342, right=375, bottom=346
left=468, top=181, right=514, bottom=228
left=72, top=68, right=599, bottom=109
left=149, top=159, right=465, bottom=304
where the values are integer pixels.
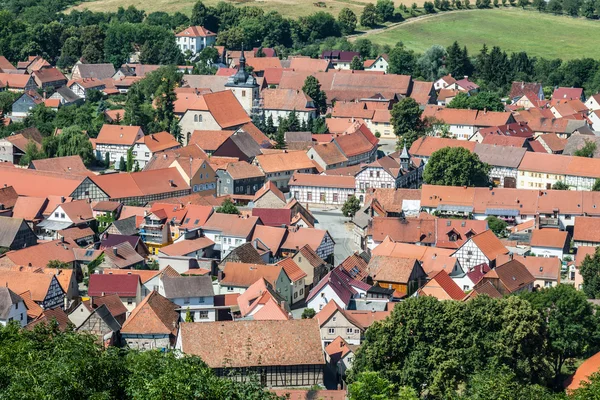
left=70, top=0, right=429, bottom=19
left=362, top=8, right=600, bottom=60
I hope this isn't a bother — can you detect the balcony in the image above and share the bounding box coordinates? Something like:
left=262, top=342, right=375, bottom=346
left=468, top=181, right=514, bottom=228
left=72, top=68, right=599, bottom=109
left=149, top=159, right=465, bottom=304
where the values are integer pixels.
left=539, top=217, right=559, bottom=227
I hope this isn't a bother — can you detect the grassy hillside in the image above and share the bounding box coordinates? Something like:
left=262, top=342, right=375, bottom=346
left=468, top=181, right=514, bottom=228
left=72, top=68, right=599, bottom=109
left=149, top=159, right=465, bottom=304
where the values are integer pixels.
left=71, top=0, right=429, bottom=19
left=361, top=9, right=600, bottom=60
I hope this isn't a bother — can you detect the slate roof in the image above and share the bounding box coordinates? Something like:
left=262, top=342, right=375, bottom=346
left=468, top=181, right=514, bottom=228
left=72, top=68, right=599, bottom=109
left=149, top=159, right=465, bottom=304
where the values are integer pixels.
left=82, top=293, right=128, bottom=317
left=0, top=287, right=22, bottom=320
left=102, top=241, right=144, bottom=269
left=163, top=275, right=214, bottom=298
left=178, top=319, right=324, bottom=368
left=109, top=216, right=138, bottom=236
left=0, top=218, right=30, bottom=248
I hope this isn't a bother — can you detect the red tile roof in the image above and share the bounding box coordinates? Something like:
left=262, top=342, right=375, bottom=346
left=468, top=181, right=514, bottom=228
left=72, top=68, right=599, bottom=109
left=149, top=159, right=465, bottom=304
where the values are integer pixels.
left=88, top=273, right=140, bottom=297
left=564, top=351, right=600, bottom=391
left=469, top=230, right=508, bottom=260
left=289, top=173, right=355, bottom=189
left=175, top=26, right=216, bottom=37
left=96, top=125, right=142, bottom=146
left=530, top=229, right=568, bottom=249
left=200, top=90, right=251, bottom=128
left=417, top=269, right=465, bottom=300
left=137, top=131, right=180, bottom=153
left=277, top=257, right=307, bottom=282
left=121, top=291, right=179, bottom=335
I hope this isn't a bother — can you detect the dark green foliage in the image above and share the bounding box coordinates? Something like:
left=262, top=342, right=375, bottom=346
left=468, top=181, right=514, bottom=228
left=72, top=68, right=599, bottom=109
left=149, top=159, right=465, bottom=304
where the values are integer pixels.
left=485, top=215, right=507, bottom=236
left=580, top=247, right=600, bottom=299
left=42, top=125, right=95, bottom=166
left=574, top=140, right=597, bottom=158
left=551, top=181, right=570, bottom=190
left=376, top=0, right=396, bottom=21
left=302, top=76, right=327, bottom=115
left=338, top=7, right=357, bottom=35
left=19, top=141, right=45, bottom=166
left=350, top=56, right=364, bottom=70
left=521, top=285, right=600, bottom=383
left=216, top=198, right=240, bottom=214
left=390, top=97, right=425, bottom=142
left=0, top=323, right=276, bottom=399
left=301, top=308, right=316, bottom=319
left=360, top=4, right=379, bottom=27
left=342, top=195, right=361, bottom=218
left=349, top=295, right=551, bottom=396
left=387, top=43, right=416, bottom=75
left=424, top=1, right=436, bottom=12
left=447, top=91, right=505, bottom=111
left=423, top=147, right=491, bottom=186
left=446, top=41, right=473, bottom=77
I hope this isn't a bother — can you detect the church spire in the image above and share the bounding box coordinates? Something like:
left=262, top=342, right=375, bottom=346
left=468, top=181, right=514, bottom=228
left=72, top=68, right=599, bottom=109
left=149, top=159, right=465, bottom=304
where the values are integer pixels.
left=239, top=44, right=246, bottom=72
left=400, top=140, right=410, bottom=170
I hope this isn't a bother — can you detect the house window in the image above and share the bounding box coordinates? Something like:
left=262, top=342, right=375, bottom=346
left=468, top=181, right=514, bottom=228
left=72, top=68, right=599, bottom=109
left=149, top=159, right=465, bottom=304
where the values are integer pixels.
left=320, top=193, right=325, bottom=202
left=127, top=298, right=133, bottom=305
left=227, top=287, right=234, bottom=292
left=294, top=292, right=298, bottom=299
left=54, top=212, right=59, bottom=217
left=197, top=311, right=209, bottom=319
left=369, top=171, right=373, bottom=178
left=145, top=152, right=149, bottom=157
left=198, top=297, right=204, bottom=303
left=194, top=115, right=198, bottom=122
left=242, top=90, right=246, bottom=97
left=376, top=171, right=380, bottom=178
left=328, top=328, right=335, bottom=334
left=294, top=191, right=299, bottom=198
left=307, top=192, right=312, bottom=201
left=184, top=297, right=190, bottom=304
left=347, top=328, right=354, bottom=334
left=299, top=288, right=303, bottom=295
left=61, top=213, right=65, bottom=218
left=333, top=193, right=338, bottom=203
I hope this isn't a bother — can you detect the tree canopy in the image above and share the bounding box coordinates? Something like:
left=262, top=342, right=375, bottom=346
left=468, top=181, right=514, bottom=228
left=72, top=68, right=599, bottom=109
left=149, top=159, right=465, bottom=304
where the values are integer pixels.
left=423, top=147, right=491, bottom=187
left=390, top=97, right=425, bottom=145
left=216, top=198, right=240, bottom=214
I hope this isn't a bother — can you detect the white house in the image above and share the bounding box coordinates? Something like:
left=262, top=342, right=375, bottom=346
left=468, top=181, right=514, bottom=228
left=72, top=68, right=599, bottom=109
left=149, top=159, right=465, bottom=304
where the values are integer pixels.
left=585, top=94, right=600, bottom=112
left=132, top=131, right=180, bottom=169
left=261, top=88, right=318, bottom=127
left=95, top=124, right=144, bottom=169
left=451, top=230, right=508, bottom=271
left=289, top=173, right=355, bottom=206
left=305, top=267, right=368, bottom=311
left=201, top=213, right=259, bottom=259
left=315, top=300, right=363, bottom=347
left=364, top=55, right=389, bottom=73
left=161, top=275, right=216, bottom=322
left=68, top=78, right=106, bottom=100
left=589, top=110, right=600, bottom=132
left=0, top=287, right=27, bottom=327
left=529, top=229, right=568, bottom=259
left=175, top=26, right=217, bottom=55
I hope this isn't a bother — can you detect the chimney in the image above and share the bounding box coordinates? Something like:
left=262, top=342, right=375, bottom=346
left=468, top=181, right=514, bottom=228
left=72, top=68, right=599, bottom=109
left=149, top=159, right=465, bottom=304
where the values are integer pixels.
left=169, top=179, right=175, bottom=187
left=217, top=270, right=223, bottom=281
left=60, top=196, right=65, bottom=203
left=112, top=246, right=117, bottom=256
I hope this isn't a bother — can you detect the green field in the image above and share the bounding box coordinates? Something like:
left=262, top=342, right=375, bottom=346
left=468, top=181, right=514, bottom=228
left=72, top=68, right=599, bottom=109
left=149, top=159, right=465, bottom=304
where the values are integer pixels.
left=362, top=9, right=600, bottom=60
left=71, top=0, right=426, bottom=19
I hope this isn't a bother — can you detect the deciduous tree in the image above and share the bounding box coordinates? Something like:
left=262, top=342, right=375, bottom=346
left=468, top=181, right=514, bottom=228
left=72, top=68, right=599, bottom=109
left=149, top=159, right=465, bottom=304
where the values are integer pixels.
left=423, top=147, right=491, bottom=187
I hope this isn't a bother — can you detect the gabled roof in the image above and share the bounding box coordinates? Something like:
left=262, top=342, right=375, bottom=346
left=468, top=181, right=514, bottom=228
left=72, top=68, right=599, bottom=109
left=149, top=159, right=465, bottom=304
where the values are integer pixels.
left=27, top=307, right=71, bottom=331
left=310, top=143, right=348, bottom=166
left=237, top=278, right=284, bottom=317
left=496, top=254, right=560, bottom=281
left=333, top=127, right=377, bottom=157
left=417, top=269, right=465, bottom=300
left=4, top=239, right=76, bottom=268
left=91, top=168, right=190, bottom=199
left=251, top=224, right=287, bottom=253
left=88, top=273, right=140, bottom=297
left=463, top=280, right=502, bottom=300
left=121, top=291, right=179, bottom=335
left=261, top=88, right=314, bottom=112
left=530, top=229, right=568, bottom=249
left=178, top=319, right=324, bottom=367
left=163, top=275, right=214, bottom=298
left=564, top=351, right=600, bottom=391
left=32, top=67, right=66, bottom=84
left=224, top=160, right=264, bottom=180
left=253, top=181, right=286, bottom=204
left=220, top=262, right=284, bottom=288
left=466, top=263, right=490, bottom=286
left=82, top=293, right=128, bottom=317
left=281, top=227, right=331, bottom=253
left=194, top=90, right=251, bottom=129
left=369, top=216, right=435, bottom=244
left=289, top=173, right=355, bottom=189
left=137, top=131, right=180, bottom=153
left=368, top=255, right=420, bottom=284
left=73, top=63, right=116, bottom=80
left=468, top=230, right=508, bottom=260
left=158, top=237, right=214, bottom=257
left=337, top=252, right=369, bottom=281
left=96, top=124, right=142, bottom=146
left=0, top=287, right=23, bottom=320
left=0, top=186, right=18, bottom=209
left=203, top=213, right=259, bottom=238
left=276, top=258, right=307, bottom=282
left=0, top=218, right=31, bottom=248
left=175, top=26, right=216, bottom=37
left=0, top=270, right=57, bottom=303
left=483, top=259, right=535, bottom=293
left=102, top=241, right=144, bottom=268
left=30, top=155, right=89, bottom=175
left=574, top=216, right=600, bottom=243
left=306, top=267, right=367, bottom=307
left=409, top=136, right=476, bottom=158
left=190, top=130, right=233, bottom=152
left=296, top=244, right=326, bottom=268
left=255, top=151, right=316, bottom=173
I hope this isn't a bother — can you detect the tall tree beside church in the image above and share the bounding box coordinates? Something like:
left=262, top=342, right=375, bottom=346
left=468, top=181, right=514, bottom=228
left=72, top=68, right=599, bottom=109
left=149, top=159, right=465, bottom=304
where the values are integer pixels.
left=155, top=76, right=177, bottom=132
left=302, top=76, right=327, bottom=115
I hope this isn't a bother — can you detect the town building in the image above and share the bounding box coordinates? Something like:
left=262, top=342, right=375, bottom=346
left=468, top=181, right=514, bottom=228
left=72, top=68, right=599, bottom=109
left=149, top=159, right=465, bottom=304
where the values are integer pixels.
left=175, top=26, right=217, bottom=55
left=95, top=125, right=144, bottom=169
left=289, top=173, right=355, bottom=206
left=132, top=131, right=181, bottom=169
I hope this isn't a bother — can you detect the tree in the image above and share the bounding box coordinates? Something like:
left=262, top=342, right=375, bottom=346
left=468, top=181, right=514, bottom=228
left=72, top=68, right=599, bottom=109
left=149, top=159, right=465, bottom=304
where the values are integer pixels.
left=342, top=195, right=361, bottom=218
left=104, top=152, right=110, bottom=168
left=551, top=181, right=570, bottom=190
left=580, top=247, right=600, bottom=299
left=350, top=56, right=364, bottom=70
left=126, top=147, right=134, bottom=172
left=448, top=91, right=505, bottom=112
left=424, top=1, right=436, bottom=12
left=390, top=97, right=424, bottom=142
left=574, top=140, right=597, bottom=158
left=415, top=44, right=447, bottom=80
left=521, top=285, right=600, bottom=383
left=301, top=308, right=316, bottom=319
left=47, top=260, right=71, bottom=269
left=216, top=198, right=240, bottom=214
left=302, top=76, right=327, bottom=115
left=338, top=8, right=357, bottom=35
left=571, top=373, right=600, bottom=399
left=185, top=307, right=194, bottom=322
left=19, top=141, right=45, bottom=166
left=154, top=75, right=177, bottom=132
left=387, top=43, right=416, bottom=75
left=423, top=147, right=491, bottom=187
left=360, top=4, right=379, bottom=27
left=376, top=0, right=396, bottom=21
left=42, top=126, right=96, bottom=167
left=593, top=179, right=600, bottom=191
left=486, top=216, right=507, bottom=236
left=119, top=156, right=127, bottom=172
left=349, top=372, right=396, bottom=400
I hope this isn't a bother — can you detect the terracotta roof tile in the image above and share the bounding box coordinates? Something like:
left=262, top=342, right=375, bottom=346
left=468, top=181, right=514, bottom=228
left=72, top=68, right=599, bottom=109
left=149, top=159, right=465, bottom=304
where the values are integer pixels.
left=159, top=237, right=214, bottom=257
left=200, top=90, right=251, bottom=129
left=83, top=293, right=128, bottom=317
left=96, top=125, right=142, bottom=146
left=277, top=257, right=307, bottom=282
left=179, top=319, right=323, bottom=367
left=5, top=239, right=76, bottom=268
left=482, top=259, right=535, bottom=293
left=176, top=26, right=216, bottom=37
left=289, top=173, right=354, bottom=189
left=369, top=216, right=435, bottom=244
left=418, top=269, right=465, bottom=300
left=137, top=131, right=180, bottom=153
left=190, top=130, right=233, bottom=151
left=220, top=262, right=282, bottom=288
left=255, top=151, right=316, bottom=173
left=337, top=252, right=369, bottom=281
left=121, top=291, right=179, bottom=335
left=469, top=230, right=508, bottom=260
left=530, top=229, right=568, bottom=249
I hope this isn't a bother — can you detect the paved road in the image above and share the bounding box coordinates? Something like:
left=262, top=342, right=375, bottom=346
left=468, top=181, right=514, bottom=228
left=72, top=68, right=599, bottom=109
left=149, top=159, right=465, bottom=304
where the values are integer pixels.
left=311, top=207, right=360, bottom=265
left=378, top=138, right=399, bottom=156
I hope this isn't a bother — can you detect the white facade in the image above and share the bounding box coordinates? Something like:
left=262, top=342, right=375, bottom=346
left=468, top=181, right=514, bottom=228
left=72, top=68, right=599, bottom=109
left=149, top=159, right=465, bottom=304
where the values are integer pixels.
left=132, top=142, right=152, bottom=169
left=169, top=296, right=216, bottom=322
left=517, top=169, right=564, bottom=190
left=264, top=109, right=316, bottom=127
left=308, top=285, right=347, bottom=311
left=176, top=35, right=216, bottom=55
left=589, top=111, right=600, bottom=131
left=0, top=298, right=27, bottom=327
left=452, top=240, right=490, bottom=271
left=530, top=246, right=564, bottom=259
left=355, top=167, right=396, bottom=197
left=365, top=56, right=389, bottom=73
left=452, top=274, right=478, bottom=292
left=202, top=229, right=248, bottom=259
left=95, top=128, right=143, bottom=170
left=289, top=184, right=355, bottom=206
left=263, top=167, right=315, bottom=190
left=319, top=310, right=362, bottom=346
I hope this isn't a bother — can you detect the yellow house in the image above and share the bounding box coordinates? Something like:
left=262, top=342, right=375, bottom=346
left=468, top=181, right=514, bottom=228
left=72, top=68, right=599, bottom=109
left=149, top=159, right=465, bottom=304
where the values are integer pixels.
left=170, top=158, right=217, bottom=196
